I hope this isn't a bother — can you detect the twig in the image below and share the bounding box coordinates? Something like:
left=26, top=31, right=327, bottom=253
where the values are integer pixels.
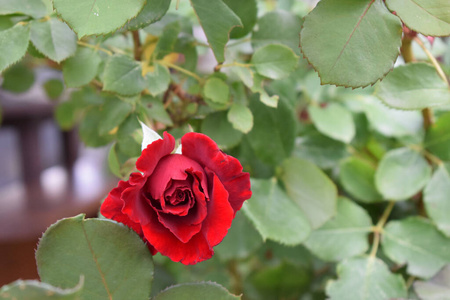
left=369, top=201, right=395, bottom=257
left=131, top=30, right=142, bottom=61
left=414, top=36, right=449, bottom=86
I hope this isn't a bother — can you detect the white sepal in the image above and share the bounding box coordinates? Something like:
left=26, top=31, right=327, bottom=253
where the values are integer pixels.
left=175, top=143, right=182, bottom=154
left=139, top=120, right=162, bottom=152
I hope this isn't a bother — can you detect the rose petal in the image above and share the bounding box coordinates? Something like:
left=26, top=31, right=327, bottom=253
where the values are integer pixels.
left=181, top=132, right=252, bottom=212
left=121, top=173, right=151, bottom=225
left=202, top=171, right=234, bottom=246
left=146, top=154, right=208, bottom=200
left=140, top=208, right=213, bottom=265
left=136, top=131, right=175, bottom=177
left=101, top=180, right=143, bottom=235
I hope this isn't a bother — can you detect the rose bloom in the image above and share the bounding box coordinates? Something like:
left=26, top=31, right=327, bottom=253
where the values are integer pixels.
left=101, top=131, right=252, bottom=264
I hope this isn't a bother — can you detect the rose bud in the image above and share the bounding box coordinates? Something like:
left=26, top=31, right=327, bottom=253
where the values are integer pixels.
left=101, top=125, right=252, bottom=265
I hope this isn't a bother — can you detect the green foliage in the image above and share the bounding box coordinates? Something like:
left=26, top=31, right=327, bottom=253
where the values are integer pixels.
left=1, top=63, right=35, bottom=93
left=62, top=47, right=101, bottom=88
left=414, top=265, right=450, bottom=299
left=375, top=148, right=432, bottom=201
left=242, top=178, right=311, bottom=245
left=0, top=23, right=29, bottom=73
left=36, top=214, right=154, bottom=300
left=308, top=103, right=355, bottom=143
left=1, top=0, right=450, bottom=298
left=424, top=164, right=450, bottom=237
left=251, top=44, right=298, bottom=80
left=376, top=63, right=450, bottom=110
left=53, top=0, right=145, bottom=37
left=339, top=158, right=381, bottom=203
left=190, top=0, right=241, bottom=62
left=103, top=55, right=147, bottom=96
left=300, top=0, right=402, bottom=88
left=154, top=282, right=240, bottom=300
left=304, top=198, right=372, bottom=261
left=0, top=278, right=83, bottom=300
left=326, top=257, right=407, bottom=300
left=281, top=157, right=337, bottom=229
left=382, top=217, right=450, bottom=278
left=386, top=0, right=450, bottom=36
left=30, top=17, right=77, bottom=63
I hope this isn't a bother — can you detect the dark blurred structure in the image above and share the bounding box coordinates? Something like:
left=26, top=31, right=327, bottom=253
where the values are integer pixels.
left=0, top=69, right=114, bottom=285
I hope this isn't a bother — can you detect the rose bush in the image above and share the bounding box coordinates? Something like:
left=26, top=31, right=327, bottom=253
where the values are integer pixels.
left=100, top=131, right=252, bottom=264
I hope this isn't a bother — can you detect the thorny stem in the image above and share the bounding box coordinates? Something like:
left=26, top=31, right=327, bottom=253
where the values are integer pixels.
left=159, top=61, right=203, bottom=83
left=77, top=41, right=113, bottom=56
left=369, top=201, right=395, bottom=258
left=132, top=30, right=142, bottom=61
left=414, top=36, right=449, bottom=86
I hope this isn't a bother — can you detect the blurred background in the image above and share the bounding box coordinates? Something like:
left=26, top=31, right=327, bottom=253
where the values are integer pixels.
left=0, top=67, right=115, bottom=284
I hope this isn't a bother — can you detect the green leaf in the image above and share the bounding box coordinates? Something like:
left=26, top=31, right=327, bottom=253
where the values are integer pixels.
left=0, top=23, right=30, bottom=73
left=36, top=214, right=154, bottom=300
left=79, top=106, right=115, bottom=147
left=1, top=63, right=35, bottom=93
left=376, top=63, right=450, bottom=110
left=250, top=73, right=279, bottom=107
left=300, top=0, right=402, bottom=88
left=363, top=95, right=423, bottom=138
left=382, top=217, right=450, bottom=278
left=223, top=0, right=257, bottom=39
left=30, top=17, right=76, bottom=63
left=0, top=278, right=83, bottom=300
left=251, top=44, right=298, bottom=80
left=145, top=63, right=171, bottom=96
left=0, top=0, right=47, bottom=19
left=326, top=257, right=407, bottom=300
left=425, top=112, right=450, bottom=161
left=249, top=262, right=311, bottom=300
left=103, top=55, right=146, bottom=96
left=203, top=77, right=230, bottom=105
left=108, top=143, right=122, bottom=178
left=154, top=21, right=180, bottom=59
left=201, top=111, right=243, bottom=149
left=117, top=114, right=142, bottom=158
left=126, top=0, right=171, bottom=31
left=305, top=198, right=372, bottom=262
left=251, top=10, right=302, bottom=55
left=386, top=0, right=450, bottom=36
left=247, top=97, right=296, bottom=165
left=339, top=157, right=382, bottom=203
left=154, top=282, right=240, bottom=300
left=139, top=95, right=173, bottom=126
left=293, top=132, right=349, bottom=169
left=424, top=164, right=450, bottom=237
left=414, top=264, right=450, bottom=300
left=53, top=0, right=145, bottom=37
left=281, top=157, right=338, bottom=229
left=98, top=97, right=133, bottom=136
left=63, top=47, right=101, bottom=88
left=242, top=178, right=311, bottom=245
left=43, top=79, right=64, bottom=100
left=227, top=103, right=253, bottom=134
left=215, top=211, right=263, bottom=261
left=375, top=147, right=432, bottom=201
left=308, top=103, right=355, bottom=143
left=190, top=0, right=242, bottom=62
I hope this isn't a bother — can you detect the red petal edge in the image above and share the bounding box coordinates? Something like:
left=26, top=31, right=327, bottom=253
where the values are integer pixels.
left=181, top=132, right=252, bottom=213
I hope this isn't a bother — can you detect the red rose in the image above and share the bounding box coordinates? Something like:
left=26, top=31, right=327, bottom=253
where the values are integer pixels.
left=101, top=131, right=252, bottom=264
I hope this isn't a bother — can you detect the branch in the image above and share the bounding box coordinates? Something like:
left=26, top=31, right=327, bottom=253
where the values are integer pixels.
left=132, top=30, right=142, bottom=61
